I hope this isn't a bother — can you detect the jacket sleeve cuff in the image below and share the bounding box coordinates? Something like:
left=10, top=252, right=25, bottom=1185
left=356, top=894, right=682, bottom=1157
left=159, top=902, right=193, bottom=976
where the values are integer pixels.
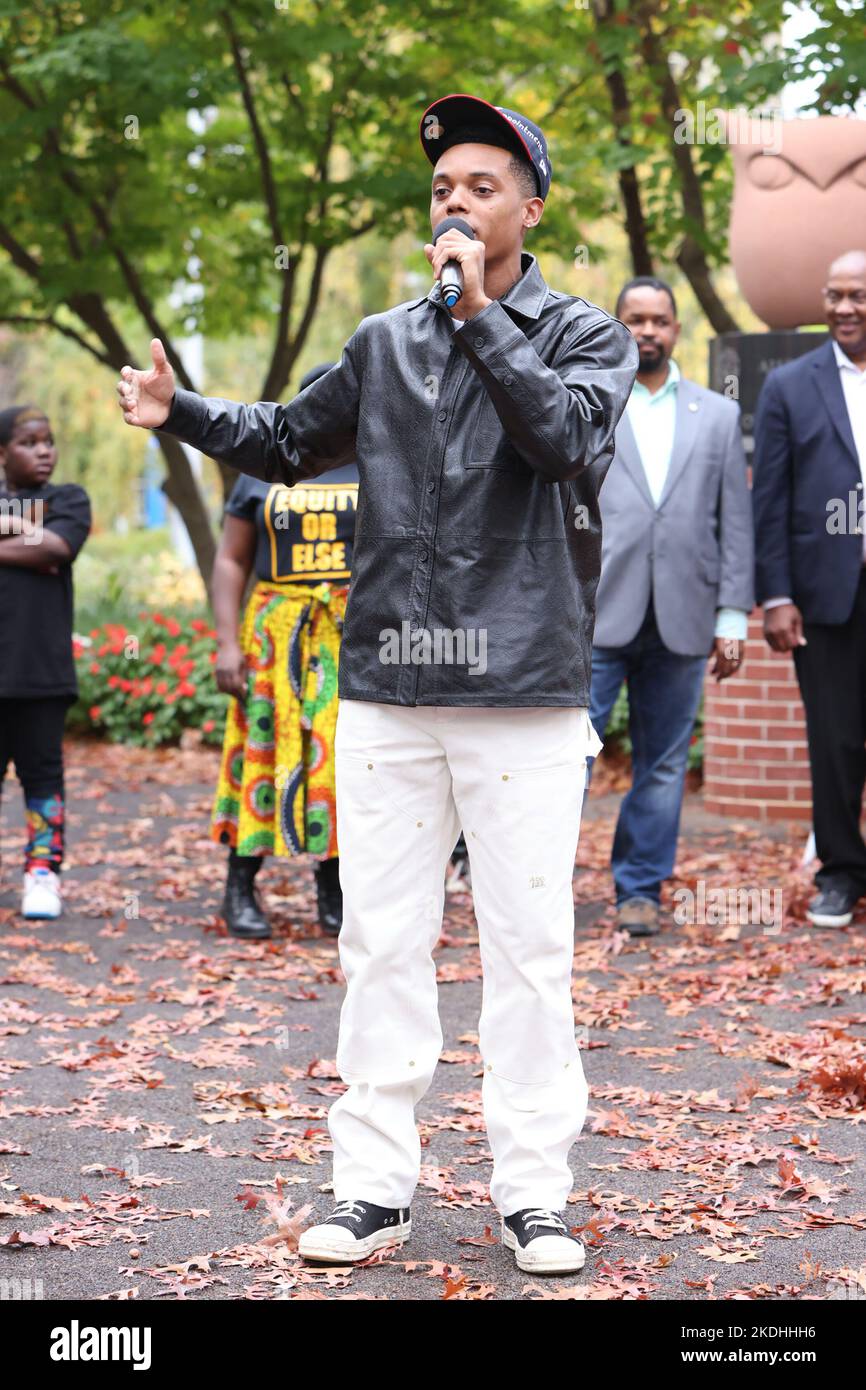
left=156, top=387, right=207, bottom=446
left=460, top=297, right=528, bottom=352
left=455, top=300, right=535, bottom=391
left=762, top=595, right=794, bottom=610
left=713, top=607, right=748, bottom=641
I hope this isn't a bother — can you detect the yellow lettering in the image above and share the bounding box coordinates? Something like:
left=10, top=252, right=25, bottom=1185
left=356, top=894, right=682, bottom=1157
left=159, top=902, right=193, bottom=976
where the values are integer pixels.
left=292, top=543, right=316, bottom=570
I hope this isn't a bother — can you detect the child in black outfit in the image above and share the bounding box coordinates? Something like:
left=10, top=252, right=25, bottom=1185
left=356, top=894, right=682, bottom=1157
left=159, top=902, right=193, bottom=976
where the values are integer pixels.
left=0, top=405, right=91, bottom=920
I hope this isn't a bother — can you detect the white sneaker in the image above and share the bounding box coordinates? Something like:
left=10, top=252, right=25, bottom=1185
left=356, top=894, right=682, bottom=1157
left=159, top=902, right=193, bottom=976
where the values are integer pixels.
left=502, top=1207, right=586, bottom=1274
left=21, top=867, right=63, bottom=920
left=298, top=1199, right=411, bottom=1263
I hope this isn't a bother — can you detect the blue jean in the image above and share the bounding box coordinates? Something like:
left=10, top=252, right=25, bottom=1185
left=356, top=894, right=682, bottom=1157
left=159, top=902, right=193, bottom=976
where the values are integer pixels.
left=588, top=601, right=706, bottom=906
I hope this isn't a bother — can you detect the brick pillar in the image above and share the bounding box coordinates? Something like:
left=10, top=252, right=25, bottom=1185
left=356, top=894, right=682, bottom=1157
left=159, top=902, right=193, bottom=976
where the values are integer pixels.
left=702, top=608, right=813, bottom=821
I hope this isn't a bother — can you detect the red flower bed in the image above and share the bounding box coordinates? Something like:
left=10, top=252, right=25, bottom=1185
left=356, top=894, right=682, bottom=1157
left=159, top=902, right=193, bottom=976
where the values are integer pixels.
left=69, top=612, right=228, bottom=747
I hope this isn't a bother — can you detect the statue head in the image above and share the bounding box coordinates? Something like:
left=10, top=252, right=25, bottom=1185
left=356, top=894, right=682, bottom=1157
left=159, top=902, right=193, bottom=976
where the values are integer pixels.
left=724, top=113, right=866, bottom=329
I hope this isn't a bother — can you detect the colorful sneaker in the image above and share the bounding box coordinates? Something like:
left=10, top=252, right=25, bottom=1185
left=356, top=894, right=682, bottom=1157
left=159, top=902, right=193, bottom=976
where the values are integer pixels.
left=298, top=1199, right=411, bottom=1263
left=502, top=1207, right=586, bottom=1274
left=22, top=867, right=63, bottom=920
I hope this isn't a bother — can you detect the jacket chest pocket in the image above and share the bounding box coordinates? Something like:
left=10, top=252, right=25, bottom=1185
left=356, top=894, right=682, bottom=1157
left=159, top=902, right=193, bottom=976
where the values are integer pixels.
left=464, top=396, right=524, bottom=471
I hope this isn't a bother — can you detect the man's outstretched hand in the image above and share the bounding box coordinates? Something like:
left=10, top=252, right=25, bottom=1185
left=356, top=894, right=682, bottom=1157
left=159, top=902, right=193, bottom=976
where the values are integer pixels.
left=116, top=338, right=176, bottom=429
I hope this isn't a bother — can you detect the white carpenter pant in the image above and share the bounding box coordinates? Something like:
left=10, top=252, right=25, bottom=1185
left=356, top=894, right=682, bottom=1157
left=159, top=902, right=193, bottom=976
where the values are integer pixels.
left=328, top=697, right=602, bottom=1218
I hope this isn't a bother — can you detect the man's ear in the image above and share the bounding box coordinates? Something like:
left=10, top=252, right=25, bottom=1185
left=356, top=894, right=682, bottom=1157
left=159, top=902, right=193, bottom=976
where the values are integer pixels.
left=523, top=197, right=544, bottom=234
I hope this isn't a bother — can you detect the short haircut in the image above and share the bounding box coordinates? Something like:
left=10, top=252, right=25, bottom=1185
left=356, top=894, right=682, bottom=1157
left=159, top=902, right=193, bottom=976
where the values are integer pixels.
left=616, top=276, right=677, bottom=319
left=0, top=404, right=49, bottom=446
left=507, top=151, right=537, bottom=200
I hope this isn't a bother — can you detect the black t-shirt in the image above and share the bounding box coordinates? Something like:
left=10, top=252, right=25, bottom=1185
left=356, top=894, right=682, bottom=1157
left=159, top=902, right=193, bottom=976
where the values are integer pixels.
left=0, top=482, right=92, bottom=699
left=224, top=465, right=359, bottom=584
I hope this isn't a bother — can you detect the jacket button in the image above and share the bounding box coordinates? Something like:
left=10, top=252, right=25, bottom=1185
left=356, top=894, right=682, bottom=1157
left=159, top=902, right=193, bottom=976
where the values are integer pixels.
left=437, top=409, right=447, bottom=422
left=474, top=337, right=485, bottom=348
left=503, top=374, right=513, bottom=385
left=427, top=481, right=435, bottom=493
left=420, top=550, right=428, bottom=562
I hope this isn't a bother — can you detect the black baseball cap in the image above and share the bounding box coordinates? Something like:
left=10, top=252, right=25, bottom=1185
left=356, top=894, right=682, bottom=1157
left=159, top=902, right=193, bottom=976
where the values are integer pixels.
left=419, top=93, right=552, bottom=202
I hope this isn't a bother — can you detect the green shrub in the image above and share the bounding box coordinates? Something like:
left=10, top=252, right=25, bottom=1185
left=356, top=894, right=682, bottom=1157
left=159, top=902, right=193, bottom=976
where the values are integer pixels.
left=68, top=611, right=227, bottom=748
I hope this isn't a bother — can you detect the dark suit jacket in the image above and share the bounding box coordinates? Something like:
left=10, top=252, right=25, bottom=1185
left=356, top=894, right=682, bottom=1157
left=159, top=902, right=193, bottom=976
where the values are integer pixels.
left=753, top=338, right=863, bottom=625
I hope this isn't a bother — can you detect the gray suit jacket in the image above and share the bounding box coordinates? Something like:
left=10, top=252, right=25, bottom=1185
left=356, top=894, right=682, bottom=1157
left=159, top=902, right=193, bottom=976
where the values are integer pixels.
left=592, top=375, right=754, bottom=656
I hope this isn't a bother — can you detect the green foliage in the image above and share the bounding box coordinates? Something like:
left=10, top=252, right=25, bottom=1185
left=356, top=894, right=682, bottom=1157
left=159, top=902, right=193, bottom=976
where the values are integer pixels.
left=2, top=0, right=864, bottom=571
left=73, top=527, right=209, bottom=632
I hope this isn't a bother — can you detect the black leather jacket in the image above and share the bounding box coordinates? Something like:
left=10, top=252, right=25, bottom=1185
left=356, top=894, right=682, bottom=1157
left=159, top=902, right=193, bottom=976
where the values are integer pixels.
left=161, top=252, right=639, bottom=706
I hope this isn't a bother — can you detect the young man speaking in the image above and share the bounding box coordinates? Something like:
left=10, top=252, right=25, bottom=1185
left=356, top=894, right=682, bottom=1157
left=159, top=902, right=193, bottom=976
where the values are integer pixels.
left=117, top=94, right=638, bottom=1276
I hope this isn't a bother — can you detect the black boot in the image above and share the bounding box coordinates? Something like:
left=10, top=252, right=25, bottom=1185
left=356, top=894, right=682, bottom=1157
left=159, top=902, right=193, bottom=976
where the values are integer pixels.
left=314, top=857, right=342, bottom=937
left=221, top=850, right=271, bottom=940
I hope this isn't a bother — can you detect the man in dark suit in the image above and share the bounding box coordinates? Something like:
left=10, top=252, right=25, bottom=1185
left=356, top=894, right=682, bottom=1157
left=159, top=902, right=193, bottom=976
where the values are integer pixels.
left=753, top=249, right=866, bottom=928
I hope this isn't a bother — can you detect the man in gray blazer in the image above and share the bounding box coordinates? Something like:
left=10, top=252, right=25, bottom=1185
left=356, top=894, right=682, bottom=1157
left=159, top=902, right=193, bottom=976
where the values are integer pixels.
left=589, top=277, right=754, bottom=936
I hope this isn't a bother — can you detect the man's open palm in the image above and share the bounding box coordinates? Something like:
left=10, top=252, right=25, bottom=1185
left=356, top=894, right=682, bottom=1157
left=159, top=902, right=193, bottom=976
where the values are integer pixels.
left=116, top=339, right=175, bottom=429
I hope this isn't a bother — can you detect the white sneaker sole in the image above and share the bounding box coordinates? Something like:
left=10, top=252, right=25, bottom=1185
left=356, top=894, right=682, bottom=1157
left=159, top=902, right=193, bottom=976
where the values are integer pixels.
left=806, top=910, right=853, bottom=928
left=298, top=1218, right=411, bottom=1263
left=22, top=901, right=62, bottom=920
left=501, top=1222, right=586, bottom=1274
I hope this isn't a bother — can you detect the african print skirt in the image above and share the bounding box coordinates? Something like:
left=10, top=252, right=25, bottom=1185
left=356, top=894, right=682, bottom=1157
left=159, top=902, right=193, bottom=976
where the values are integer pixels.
left=210, top=579, right=348, bottom=858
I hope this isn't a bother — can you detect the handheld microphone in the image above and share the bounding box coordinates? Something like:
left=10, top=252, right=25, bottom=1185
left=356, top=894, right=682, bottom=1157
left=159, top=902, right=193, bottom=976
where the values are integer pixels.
left=432, top=217, right=476, bottom=309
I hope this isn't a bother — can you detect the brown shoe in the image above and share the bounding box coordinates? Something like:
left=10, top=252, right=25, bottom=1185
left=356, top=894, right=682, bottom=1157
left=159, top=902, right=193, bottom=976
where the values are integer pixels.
left=616, top=897, right=660, bottom=937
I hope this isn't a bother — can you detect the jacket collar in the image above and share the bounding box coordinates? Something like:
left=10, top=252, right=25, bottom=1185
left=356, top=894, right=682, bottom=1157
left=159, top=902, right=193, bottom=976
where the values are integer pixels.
left=814, top=336, right=859, bottom=466
left=407, top=251, right=549, bottom=321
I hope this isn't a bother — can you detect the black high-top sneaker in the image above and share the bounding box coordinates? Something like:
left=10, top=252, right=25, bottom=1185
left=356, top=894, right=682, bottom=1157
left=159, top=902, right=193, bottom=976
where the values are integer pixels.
left=502, top=1207, right=586, bottom=1274
left=314, top=856, right=342, bottom=936
left=221, top=850, right=271, bottom=940
left=298, top=1199, right=411, bottom=1262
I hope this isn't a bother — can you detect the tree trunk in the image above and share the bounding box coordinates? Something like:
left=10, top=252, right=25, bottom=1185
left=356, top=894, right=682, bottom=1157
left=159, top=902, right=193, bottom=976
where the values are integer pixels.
left=636, top=0, right=741, bottom=335
left=676, top=235, right=741, bottom=336
left=154, top=431, right=217, bottom=598
left=593, top=2, right=655, bottom=278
